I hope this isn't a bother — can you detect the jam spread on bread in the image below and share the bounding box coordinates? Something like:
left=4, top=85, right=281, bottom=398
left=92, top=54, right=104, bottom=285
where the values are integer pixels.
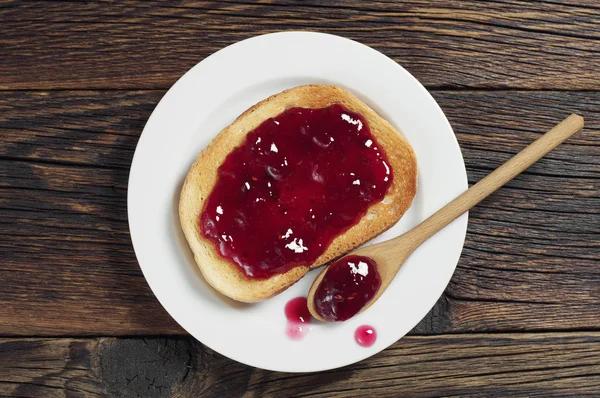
left=314, top=255, right=381, bottom=321
left=200, top=104, right=393, bottom=279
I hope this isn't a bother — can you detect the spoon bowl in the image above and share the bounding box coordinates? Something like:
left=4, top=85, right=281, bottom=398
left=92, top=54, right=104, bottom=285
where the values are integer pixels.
left=307, top=235, right=415, bottom=322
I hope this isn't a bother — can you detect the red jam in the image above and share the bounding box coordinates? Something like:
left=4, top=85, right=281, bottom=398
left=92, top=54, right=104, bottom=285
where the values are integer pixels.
left=314, top=255, right=381, bottom=322
left=355, top=325, right=377, bottom=347
left=200, top=104, right=393, bottom=279
left=285, top=297, right=312, bottom=340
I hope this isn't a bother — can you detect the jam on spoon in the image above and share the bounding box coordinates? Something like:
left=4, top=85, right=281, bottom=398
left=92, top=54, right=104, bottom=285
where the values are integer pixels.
left=314, top=255, right=381, bottom=322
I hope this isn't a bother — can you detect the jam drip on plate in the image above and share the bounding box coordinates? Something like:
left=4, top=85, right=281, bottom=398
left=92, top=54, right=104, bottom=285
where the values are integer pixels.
left=314, top=255, right=381, bottom=322
left=355, top=325, right=377, bottom=347
left=285, top=297, right=312, bottom=340
left=200, top=104, right=393, bottom=279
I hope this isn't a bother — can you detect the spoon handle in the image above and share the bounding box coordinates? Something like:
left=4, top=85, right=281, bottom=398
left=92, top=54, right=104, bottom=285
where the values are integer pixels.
left=404, top=114, right=584, bottom=249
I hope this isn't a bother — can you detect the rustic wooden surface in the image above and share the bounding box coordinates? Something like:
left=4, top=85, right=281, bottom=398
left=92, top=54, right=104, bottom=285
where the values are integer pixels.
left=1, top=0, right=599, bottom=396
left=4, top=334, right=600, bottom=397
left=2, top=0, right=600, bottom=90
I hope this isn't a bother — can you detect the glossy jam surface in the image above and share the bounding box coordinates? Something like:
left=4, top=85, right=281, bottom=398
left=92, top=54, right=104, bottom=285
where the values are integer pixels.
left=314, top=255, right=381, bottom=322
left=285, top=297, right=312, bottom=340
left=355, top=325, right=377, bottom=347
left=200, top=104, right=393, bottom=279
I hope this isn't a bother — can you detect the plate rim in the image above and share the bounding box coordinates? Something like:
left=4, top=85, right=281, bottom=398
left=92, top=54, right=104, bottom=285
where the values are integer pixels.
left=127, top=31, right=468, bottom=372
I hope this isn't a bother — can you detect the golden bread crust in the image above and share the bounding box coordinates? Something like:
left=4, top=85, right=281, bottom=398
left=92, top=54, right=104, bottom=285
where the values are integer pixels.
left=179, top=85, right=417, bottom=302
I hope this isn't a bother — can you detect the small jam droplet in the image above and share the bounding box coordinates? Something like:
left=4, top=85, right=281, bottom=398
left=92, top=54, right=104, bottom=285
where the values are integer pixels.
left=355, top=325, right=377, bottom=347
left=285, top=297, right=312, bottom=340
left=314, top=255, right=381, bottom=322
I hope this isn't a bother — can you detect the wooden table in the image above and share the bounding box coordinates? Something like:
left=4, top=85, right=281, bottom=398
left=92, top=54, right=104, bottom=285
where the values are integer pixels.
left=1, top=1, right=599, bottom=396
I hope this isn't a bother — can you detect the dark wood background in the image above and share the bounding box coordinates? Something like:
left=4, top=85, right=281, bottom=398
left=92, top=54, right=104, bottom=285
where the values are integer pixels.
left=1, top=1, right=599, bottom=397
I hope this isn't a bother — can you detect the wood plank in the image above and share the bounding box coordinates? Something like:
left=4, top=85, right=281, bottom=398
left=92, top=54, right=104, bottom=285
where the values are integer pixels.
left=3, top=334, right=600, bottom=397
left=1, top=1, right=600, bottom=90
left=3, top=90, right=599, bottom=171
left=0, top=90, right=160, bottom=169
left=0, top=90, right=598, bottom=335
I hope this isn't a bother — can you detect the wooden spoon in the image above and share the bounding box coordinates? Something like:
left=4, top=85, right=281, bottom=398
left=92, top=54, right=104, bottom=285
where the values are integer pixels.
left=307, top=114, right=584, bottom=322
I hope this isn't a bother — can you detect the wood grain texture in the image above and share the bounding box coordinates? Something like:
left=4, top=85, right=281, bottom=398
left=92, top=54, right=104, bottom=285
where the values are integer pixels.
left=2, top=1, right=599, bottom=395
left=0, top=160, right=183, bottom=335
left=3, top=334, right=600, bottom=397
left=1, top=89, right=598, bottom=335
left=1, top=0, right=600, bottom=90
left=437, top=90, right=600, bottom=333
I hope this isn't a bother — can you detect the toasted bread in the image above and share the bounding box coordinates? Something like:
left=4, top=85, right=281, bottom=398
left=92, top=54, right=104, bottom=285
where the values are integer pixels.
left=179, top=85, right=417, bottom=302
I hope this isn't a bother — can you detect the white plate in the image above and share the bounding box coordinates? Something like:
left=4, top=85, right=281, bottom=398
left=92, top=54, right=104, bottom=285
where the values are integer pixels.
left=128, top=32, right=468, bottom=372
